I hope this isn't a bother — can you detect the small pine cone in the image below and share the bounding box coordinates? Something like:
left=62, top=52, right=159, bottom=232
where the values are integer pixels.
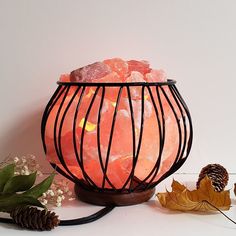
left=10, top=206, right=60, bottom=231
left=196, top=164, right=229, bottom=192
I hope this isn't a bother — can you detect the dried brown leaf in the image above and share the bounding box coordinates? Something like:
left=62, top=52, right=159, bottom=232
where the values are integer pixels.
left=157, top=176, right=231, bottom=212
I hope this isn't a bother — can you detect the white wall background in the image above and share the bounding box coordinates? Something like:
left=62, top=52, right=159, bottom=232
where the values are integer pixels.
left=0, top=0, right=236, bottom=173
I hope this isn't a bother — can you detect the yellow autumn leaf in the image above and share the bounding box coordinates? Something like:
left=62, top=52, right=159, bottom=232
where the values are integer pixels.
left=157, top=176, right=231, bottom=212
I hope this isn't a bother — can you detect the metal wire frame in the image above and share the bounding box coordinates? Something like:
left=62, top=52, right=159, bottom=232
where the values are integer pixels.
left=41, top=80, right=193, bottom=193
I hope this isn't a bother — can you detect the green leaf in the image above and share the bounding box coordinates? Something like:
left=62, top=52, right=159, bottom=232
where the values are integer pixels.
left=0, top=194, right=44, bottom=213
left=0, top=164, right=15, bottom=192
left=3, top=172, right=37, bottom=194
left=23, top=173, right=55, bottom=198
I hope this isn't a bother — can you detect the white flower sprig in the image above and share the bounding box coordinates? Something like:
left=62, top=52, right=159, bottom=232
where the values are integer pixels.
left=39, top=178, right=76, bottom=207
left=10, top=154, right=43, bottom=176
left=3, top=154, right=76, bottom=208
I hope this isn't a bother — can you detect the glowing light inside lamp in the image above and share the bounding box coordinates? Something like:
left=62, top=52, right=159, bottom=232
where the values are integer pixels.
left=79, top=118, right=97, bottom=132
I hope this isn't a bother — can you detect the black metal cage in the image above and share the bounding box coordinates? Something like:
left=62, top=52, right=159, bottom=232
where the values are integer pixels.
left=41, top=80, right=193, bottom=206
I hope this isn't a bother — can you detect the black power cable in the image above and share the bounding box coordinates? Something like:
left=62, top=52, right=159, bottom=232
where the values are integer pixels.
left=0, top=206, right=115, bottom=226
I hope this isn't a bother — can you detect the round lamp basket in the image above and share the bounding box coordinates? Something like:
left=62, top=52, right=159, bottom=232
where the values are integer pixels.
left=41, top=80, right=193, bottom=222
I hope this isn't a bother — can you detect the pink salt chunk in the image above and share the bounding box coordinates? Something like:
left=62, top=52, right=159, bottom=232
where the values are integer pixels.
left=145, top=69, right=167, bottom=82
left=108, top=109, right=133, bottom=158
left=59, top=74, right=70, bottom=82
left=127, top=60, right=151, bottom=75
left=95, top=72, right=122, bottom=101
left=125, top=71, right=147, bottom=99
left=96, top=72, right=121, bottom=83
left=103, top=58, right=128, bottom=81
left=106, top=157, right=132, bottom=188
left=70, top=62, right=112, bottom=82
left=135, top=158, right=156, bottom=181
left=126, top=71, right=145, bottom=83
left=83, top=157, right=132, bottom=189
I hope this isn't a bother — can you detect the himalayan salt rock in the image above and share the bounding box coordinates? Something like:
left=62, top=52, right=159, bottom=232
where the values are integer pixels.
left=125, top=71, right=147, bottom=100
left=67, top=97, right=111, bottom=149
left=126, top=71, right=145, bottom=83
left=46, top=58, right=184, bottom=189
left=127, top=60, right=151, bottom=75
left=45, top=94, right=77, bottom=139
left=84, top=159, right=104, bottom=187
left=81, top=105, right=133, bottom=164
left=83, top=156, right=132, bottom=189
left=59, top=74, right=70, bottom=82
left=46, top=90, right=133, bottom=168
left=77, top=107, right=110, bottom=163
left=70, top=62, right=112, bottom=82
left=150, top=100, right=181, bottom=183
left=133, top=89, right=180, bottom=182
left=134, top=108, right=180, bottom=183
left=135, top=110, right=160, bottom=176
left=63, top=165, right=83, bottom=179
left=152, top=87, right=180, bottom=161
left=119, top=97, right=153, bottom=132
left=162, top=113, right=179, bottom=160
left=134, top=158, right=156, bottom=181
left=45, top=136, right=59, bottom=164
left=45, top=124, right=81, bottom=167
left=46, top=89, right=111, bottom=165
left=60, top=131, right=80, bottom=166
left=96, top=72, right=121, bottom=83
left=108, top=109, right=133, bottom=159
left=158, top=84, right=184, bottom=120
left=96, top=72, right=122, bottom=102
left=106, top=156, right=132, bottom=188
left=45, top=86, right=103, bottom=139
left=103, top=58, right=128, bottom=81
left=145, top=69, right=167, bottom=82
left=77, top=89, right=110, bottom=124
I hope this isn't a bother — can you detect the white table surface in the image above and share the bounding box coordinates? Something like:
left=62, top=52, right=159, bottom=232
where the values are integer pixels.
left=0, top=173, right=236, bottom=236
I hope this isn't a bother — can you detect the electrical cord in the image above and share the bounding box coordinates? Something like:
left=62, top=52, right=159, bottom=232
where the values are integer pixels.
left=0, top=205, right=115, bottom=226
left=59, top=205, right=115, bottom=225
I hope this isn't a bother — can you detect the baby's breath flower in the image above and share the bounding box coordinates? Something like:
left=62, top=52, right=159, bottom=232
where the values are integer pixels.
left=14, top=157, right=19, bottom=163
left=41, top=199, right=48, bottom=205
left=4, top=154, right=76, bottom=207
left=57, top=189, right=63, bottom=195
left=69, top=198, right=76, bottom=201
left=57, top=196, right=62, bottom=203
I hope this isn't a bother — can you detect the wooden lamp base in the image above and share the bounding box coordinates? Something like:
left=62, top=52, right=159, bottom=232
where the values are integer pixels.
left=74, top=184, right=155, bottom=206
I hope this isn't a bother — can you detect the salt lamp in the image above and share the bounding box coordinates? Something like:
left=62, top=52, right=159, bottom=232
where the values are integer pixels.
left=41, top=58, right=193, bottom=206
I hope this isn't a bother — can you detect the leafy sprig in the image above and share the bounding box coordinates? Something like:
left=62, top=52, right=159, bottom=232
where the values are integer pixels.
left=0, top=164, right=54, bottom=213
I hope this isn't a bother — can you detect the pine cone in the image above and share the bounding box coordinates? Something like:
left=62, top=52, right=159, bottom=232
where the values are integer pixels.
left=196, top=164, right=229, bottom=192
left=10, top=206, right=60, bottom=231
